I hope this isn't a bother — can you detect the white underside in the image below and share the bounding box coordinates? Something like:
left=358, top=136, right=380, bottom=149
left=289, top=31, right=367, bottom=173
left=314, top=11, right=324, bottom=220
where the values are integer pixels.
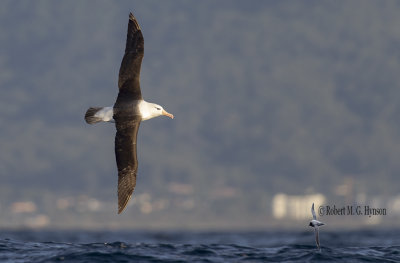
left=94, top=100, right=162, bottom=122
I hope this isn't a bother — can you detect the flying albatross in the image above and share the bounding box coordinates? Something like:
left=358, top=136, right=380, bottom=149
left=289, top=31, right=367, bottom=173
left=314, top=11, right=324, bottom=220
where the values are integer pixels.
left=309, top=203, right=325, bottom=249
left=84, top=12, right=174, bottom=214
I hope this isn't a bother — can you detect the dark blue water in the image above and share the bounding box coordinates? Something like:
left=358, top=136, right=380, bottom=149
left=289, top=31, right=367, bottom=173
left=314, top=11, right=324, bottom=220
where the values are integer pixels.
left=0, top=230, right=399, bottom=262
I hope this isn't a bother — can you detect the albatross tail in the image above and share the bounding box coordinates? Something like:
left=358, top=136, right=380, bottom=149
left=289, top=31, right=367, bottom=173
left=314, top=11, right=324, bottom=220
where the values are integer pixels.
left=84, top=107, right=114, bottom=124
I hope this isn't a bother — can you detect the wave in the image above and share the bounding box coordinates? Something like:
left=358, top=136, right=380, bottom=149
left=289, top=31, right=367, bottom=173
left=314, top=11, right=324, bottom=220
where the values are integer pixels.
left=1, top=239, right=399, bottom=262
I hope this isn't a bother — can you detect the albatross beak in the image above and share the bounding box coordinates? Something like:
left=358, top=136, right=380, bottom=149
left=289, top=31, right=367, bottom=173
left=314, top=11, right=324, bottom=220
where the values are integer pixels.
left=162, top=110, right=174, bottom=119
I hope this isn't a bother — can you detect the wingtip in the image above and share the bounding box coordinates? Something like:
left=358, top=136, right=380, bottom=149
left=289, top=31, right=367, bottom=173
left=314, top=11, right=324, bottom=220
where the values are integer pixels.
left=128, top=11, right=141, bottom=31
left=118, top=203, right=127, bottom=214
left=129, top=12, right=135, bottom=21
left=118, top=192, right=133, bottom=214
left=118, top=204, right=127, bottom=214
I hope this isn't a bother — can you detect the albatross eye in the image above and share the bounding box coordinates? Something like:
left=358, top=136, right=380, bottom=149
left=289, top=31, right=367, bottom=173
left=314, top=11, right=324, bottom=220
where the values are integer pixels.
left=156, top=107, right=161, bottom=110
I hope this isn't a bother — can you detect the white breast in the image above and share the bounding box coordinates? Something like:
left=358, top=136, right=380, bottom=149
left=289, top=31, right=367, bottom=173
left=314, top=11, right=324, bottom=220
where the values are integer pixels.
left=138, top=100, right=159, bottom=121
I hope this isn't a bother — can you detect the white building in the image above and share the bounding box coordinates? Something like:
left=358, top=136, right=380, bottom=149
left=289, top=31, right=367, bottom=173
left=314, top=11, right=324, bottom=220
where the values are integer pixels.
left=272, top=193, right=326, bottom=220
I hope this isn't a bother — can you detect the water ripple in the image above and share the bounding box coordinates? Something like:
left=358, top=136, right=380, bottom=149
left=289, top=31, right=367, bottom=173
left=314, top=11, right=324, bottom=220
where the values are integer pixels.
left=1, top=231, right=400, bottom=262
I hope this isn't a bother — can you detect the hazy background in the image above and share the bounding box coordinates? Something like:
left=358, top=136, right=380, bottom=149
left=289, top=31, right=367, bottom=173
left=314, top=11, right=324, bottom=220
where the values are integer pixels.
left=1, top=0, right=400, bottom=230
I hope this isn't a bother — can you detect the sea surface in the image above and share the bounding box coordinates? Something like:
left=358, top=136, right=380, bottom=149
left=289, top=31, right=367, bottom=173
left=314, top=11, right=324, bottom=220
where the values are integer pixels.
left=0, top=229, right=399, bottom=262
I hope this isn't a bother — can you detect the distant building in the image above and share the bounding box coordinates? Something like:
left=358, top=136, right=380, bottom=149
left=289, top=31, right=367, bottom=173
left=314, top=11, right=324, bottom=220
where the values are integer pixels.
left=11, top=201, right=37, bottom=214
left=388, top=195, right=400, bottom=216
left=25, top=214, right=50, bottom=228
left=272, top=193, right=326, bottom=220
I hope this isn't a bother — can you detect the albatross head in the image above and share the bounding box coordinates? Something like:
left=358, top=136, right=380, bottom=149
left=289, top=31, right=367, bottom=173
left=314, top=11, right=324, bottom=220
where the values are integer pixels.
left=139, top=101, right=174, bottom=121
left=153, top=103, right=174, bottom=119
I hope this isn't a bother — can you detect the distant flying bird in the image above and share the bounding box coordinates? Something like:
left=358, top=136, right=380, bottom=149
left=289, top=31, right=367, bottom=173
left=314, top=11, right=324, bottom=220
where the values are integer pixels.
left=309, top=203, right=325, bottom=249
left=85, top=12, right=174, bottom=214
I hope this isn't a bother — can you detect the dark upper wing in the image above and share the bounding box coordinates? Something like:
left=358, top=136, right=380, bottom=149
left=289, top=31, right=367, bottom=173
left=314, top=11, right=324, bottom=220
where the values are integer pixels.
left=117, top=12, right=144, bottom=100
left=114, top=118, right=140, bottom=214
left=114, top=12, right=143, bottom=213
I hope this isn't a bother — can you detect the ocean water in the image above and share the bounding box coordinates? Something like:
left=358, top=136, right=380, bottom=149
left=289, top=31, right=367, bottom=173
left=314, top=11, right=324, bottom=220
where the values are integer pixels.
left=0, top=230, right=399, bottom=262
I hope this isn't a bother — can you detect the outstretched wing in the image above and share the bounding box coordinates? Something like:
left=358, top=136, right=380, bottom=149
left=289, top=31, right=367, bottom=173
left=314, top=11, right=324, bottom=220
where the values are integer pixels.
left=314, top=228, right=320, bottom=249
left=114, top=119, right=141, bottom=214
left=117, top=12, right=144, bottom=101
left=311, top=203, right=317, bottom=220
left=114, top=12, right=144, bottom=214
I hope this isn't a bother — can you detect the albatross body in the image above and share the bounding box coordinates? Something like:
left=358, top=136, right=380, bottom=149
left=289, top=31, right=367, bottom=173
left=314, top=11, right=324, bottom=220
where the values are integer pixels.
left=84, top=12, right=173, bottom=214
left=309, top=203, right=325, bottom=249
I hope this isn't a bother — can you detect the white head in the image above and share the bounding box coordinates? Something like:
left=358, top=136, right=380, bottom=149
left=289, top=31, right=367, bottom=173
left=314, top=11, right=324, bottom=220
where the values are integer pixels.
left=139, top=101, right=174, bottom=121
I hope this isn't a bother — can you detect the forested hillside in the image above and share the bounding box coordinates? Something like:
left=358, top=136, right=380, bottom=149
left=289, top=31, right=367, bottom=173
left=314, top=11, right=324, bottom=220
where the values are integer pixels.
left=1, top=1, right=400, bottom=228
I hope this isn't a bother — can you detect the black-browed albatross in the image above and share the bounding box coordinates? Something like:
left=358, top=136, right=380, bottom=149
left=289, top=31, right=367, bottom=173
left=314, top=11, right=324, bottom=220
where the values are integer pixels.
left=84, top=12, right=174, bottom=214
